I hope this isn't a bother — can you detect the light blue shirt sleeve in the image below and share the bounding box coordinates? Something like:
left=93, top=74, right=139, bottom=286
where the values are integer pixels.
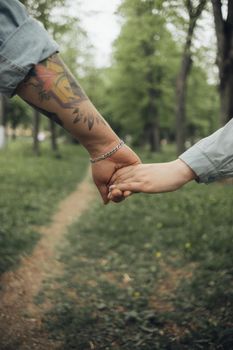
left=179, top=119, right=233, bottom=183
left=0, top=0, right=59, bottom=97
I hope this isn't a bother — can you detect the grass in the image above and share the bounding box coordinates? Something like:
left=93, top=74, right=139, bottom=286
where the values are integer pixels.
left=1, top=140, right=232, bottom=348
left=0, top=139, right=88, bottom=274
left=41, top=147, right=233, bottom=350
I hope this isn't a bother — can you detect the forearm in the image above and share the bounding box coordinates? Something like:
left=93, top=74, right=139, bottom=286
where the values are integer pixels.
left=109, top=158, right=196, bottom=197
left=16, top=54, right=119, bottom=157
left=173, top=159, right=197, bottom=186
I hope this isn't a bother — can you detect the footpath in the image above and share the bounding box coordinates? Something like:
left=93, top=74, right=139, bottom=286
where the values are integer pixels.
left=0, top=169, right=97, bottom=350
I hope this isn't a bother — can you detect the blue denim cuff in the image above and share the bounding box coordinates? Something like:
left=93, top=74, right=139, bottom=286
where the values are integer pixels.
left=0, top=17, right=59, bottom=97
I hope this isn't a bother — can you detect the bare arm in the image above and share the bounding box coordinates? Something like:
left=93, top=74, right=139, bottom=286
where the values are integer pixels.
left=110, top=118, right=233, bottom=198
left=109, top=159, right=196, bottom=197
left=16, top=54, right=140, bottom=203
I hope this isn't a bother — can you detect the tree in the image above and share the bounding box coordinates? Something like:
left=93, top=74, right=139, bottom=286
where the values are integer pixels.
left=20, top=0, right=67, bottom=154
left=0, top=94, right=6, bottom=149
left=19, top=0, right=86, bottom=153
left=211, top=0, right=233, bottom=124
left=6, top=97, right=31, bottom=140
left=175, top=0, right=207, bottom=154
left=49, top=119, right=60, bottom=156
left=186, top=65, right=220, bottom=143
left=33, top=110, right=40, bottom=156
left=109, top=0, right=180, bottom=151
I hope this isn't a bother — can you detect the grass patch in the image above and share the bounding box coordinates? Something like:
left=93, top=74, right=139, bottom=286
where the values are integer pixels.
left=0, top=139, right=88, bottom=274
left=40, top=148, right=233, bottom=349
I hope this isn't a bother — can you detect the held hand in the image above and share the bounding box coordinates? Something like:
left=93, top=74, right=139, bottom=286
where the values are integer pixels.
left=109, top=159, right=197, bottom=197
left=92, top=145, right=141, bottom=204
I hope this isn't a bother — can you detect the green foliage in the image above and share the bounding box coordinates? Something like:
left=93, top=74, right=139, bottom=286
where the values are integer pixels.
left=187, top=66, right=220, bottom=138
left=102, top=0, right=219, bottom=146
left=42, top=147, right=233, bottom=349
left=18, top=0, right=92, bottom=141
left=20, top=0, right=76, bottom=32
left=0, top=140, right=88, bottom=274
left=17, top=0, right=220, bottom=147
left=20, top=0, right=92, bottom=77
left=106, top=0, right=179, bottom=143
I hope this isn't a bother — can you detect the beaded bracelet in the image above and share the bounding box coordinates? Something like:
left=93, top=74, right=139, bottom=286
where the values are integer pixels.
left=90, top=140, right=125, bottom=163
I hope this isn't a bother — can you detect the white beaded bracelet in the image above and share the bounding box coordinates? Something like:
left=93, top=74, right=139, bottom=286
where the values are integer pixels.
left=90, top=140, right=125, bottom=163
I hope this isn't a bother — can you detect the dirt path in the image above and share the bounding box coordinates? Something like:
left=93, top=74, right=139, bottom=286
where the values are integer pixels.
left=0, top=168, right=98, bottom=350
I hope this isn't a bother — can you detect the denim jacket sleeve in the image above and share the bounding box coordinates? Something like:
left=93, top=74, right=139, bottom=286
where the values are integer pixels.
left=0, top=0, right=59, bottom=97
left=179, top=118, right=233, bottom=183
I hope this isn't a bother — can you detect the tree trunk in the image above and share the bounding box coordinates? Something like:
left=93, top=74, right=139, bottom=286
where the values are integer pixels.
left=219, top=74, right=233, bottom=124
left=49, top=119, right=58, bottom=152
left=0, top=94, right=6, bottom=149
left=175, top=51, right=192, bottom=154
left=147, top=76, right=160, bottom=153
left=211, top=0, right=233, bottom=124
left=49, top=119, right=61, bottom=157
left=147, top=94, right=160, bottom=152
left=175, top=0, right=207, bottom=155
left=12, top=128, right=17, bottom=140
left=141, top=36, right=161, bottom=153
left=33, top=109, right=40, bottom=156
left=149, top=122, right=160, bottom=152
left=144, top=120, right=160, bottom=152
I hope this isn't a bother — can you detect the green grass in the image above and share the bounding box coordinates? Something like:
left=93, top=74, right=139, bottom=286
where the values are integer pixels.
left=0, top=139, right=88, bottom=274
left=42, top=148, right=233, bottom=350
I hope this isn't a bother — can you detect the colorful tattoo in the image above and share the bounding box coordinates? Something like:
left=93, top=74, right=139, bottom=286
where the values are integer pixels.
left=23, top=54, right=106, bottom=131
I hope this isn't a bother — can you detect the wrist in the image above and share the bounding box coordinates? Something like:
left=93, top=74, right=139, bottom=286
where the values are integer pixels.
left=174, top=159, right=197, bottom=184
left=90, top=140, right=125, bottom=163
left=87, top=136, right=121, bottom=159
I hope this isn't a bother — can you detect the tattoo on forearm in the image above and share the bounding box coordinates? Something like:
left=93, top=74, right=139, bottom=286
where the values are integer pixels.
left=72, top=102, right=106, bottom=130
left=25, top=101, right=64, bottom=127
left=22, top=54, right=106, bottom=130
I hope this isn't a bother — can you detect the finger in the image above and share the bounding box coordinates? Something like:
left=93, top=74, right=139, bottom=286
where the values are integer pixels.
left=108, top=189, right=129, bottom=201
left=111, top=188, right=123, bottom=197
left=110, top=182, right=141, bottom=193
left=110, top=166, right=135, bottom=185
left=98, top=185, right=109, bottom=205
left=110, top=173, right=136, bottom=187
left=108, top=192, right=125, bottom=203
left=123, top=190, right=132, bottom=197
left=107, top=188, right=125, bottom=203
left=110, top=188, right=125, bottom=203
left=111, top=196, right=125, bottom=203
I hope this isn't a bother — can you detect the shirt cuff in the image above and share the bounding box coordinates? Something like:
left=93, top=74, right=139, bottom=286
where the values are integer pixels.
left=179, top=145, right=219, bottom=183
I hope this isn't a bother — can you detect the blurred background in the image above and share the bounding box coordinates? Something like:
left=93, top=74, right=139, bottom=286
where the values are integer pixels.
left=0, top=1, right=232, bottom=349
left=0, top=0, right=230, bottom=155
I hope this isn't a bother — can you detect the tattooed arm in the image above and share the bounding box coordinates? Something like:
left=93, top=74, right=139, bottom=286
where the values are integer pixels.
left=16, top=54, right=140, bottom=203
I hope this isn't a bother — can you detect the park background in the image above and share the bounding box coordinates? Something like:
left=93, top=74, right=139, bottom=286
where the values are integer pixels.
left=0, top=0, right=232, bottom=349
